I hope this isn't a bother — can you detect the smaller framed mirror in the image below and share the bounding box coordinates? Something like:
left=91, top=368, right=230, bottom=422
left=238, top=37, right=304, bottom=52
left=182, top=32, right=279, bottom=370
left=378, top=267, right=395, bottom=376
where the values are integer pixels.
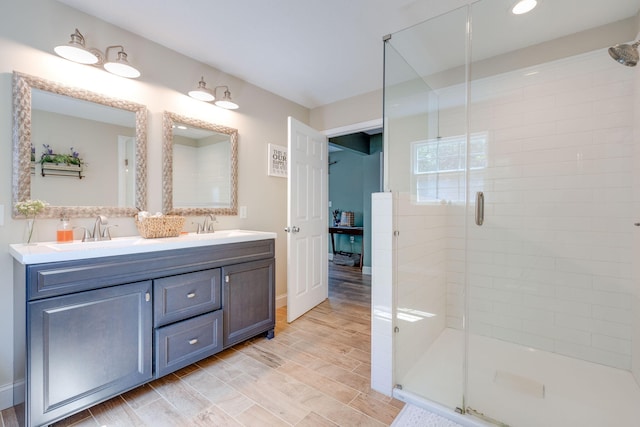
left=162, top=112, right=238, bottom=216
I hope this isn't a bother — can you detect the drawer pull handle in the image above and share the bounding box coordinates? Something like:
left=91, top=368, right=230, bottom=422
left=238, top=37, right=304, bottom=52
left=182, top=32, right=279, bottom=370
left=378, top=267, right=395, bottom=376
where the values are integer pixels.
left=188, top=338, right=198, bottom=345
left=186, top=292, right=196, bottom=299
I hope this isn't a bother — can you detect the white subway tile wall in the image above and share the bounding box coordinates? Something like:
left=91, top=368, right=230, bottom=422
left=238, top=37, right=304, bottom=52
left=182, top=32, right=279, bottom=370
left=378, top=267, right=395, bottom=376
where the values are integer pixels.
left=633, top=39, right=640, bottom=382
left=393, top=192, right=451, bottom=384
left=439, top=49, right=635, bottom=370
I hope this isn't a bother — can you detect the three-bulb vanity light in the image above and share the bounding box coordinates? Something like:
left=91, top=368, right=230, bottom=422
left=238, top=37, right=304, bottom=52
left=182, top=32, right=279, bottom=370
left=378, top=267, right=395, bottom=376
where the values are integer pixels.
left=188, top=77, right=239, bottom=110
left=54, top=28, right=141, bottom=78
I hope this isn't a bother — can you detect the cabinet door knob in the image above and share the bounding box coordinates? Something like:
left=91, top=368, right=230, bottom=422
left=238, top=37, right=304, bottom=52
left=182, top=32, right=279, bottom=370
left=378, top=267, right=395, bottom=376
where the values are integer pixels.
left=186, top=292, right=196, bottom=299
left=188, top=339, right=198, bottom=345
left=145, top=292, right=150, bottom=302
left=225, top=275, right=230, bottom=283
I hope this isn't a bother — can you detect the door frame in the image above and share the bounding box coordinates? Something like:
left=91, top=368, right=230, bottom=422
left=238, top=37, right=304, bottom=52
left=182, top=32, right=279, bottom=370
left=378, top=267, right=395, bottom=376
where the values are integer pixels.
left=324, top=118, right=383, bottom=276
left=283, top=118, right=383, bottom=313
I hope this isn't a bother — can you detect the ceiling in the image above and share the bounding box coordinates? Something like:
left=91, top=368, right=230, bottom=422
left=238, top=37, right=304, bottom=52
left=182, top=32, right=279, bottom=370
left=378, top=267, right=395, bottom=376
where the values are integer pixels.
left=57, top=0, right=640, bottom=109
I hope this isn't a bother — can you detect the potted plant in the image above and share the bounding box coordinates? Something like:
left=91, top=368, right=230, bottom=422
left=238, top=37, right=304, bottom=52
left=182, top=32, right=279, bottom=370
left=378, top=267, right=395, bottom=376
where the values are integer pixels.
left=40, top=144, right=83, bottom=167
left=15, top=199, right=48, bottom=244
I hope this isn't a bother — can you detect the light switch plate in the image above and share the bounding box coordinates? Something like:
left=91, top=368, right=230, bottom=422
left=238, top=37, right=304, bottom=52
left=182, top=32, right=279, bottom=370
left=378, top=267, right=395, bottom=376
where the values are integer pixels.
left=239, top=206, right=247, bottom=219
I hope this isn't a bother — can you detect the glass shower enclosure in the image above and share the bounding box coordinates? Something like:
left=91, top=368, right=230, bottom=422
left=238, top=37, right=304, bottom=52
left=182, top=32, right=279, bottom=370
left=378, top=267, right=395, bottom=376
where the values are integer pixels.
left=383, top=1, right=640, bottom=426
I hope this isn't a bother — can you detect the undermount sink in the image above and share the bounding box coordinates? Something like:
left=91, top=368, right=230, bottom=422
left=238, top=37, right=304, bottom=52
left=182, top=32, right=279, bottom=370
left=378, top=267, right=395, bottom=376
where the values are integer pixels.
left=183, top=229, right=256, bottom=239
left=43, top=237, right=146, bottom=252
left=9, top=229, right=277, bottom=264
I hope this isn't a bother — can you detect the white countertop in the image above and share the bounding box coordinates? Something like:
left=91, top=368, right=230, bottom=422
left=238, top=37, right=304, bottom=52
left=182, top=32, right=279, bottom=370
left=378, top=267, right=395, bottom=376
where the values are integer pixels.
left=9, top=229, right=277, bottom=264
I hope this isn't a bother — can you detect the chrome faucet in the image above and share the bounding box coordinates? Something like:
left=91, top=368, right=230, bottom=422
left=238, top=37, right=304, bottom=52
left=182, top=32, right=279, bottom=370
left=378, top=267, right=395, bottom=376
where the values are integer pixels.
left=92, top=215, right=107, bottom=241
left=197, top=214, right=217, bottom=234
left=80, top=215, right=116, bottom=242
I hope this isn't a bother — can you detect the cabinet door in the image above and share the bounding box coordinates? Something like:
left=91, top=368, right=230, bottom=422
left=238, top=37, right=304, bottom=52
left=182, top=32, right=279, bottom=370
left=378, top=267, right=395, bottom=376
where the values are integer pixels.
left=28, top=281, right=153, bottom=427
left=222, top=258, right=275, bottom=348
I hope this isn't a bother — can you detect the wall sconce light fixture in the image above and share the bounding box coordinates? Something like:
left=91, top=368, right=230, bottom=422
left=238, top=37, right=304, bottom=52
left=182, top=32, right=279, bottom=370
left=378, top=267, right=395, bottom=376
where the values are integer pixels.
left=188, top=76, right=239, bottom=109
left=188, top=77, right=215, bottom=102
left=511, top=0, right=537, bottom=15
left=54, top=29, right=141, bottom=79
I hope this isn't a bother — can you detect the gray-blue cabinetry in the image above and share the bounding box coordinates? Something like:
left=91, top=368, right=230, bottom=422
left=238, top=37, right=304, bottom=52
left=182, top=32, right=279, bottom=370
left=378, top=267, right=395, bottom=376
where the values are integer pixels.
left=28, top=281, right=153, bottom=427
left=14, top=239, right=275, bottom=426
left=223, top=258, right=275, bottom=347
left=154, top=269, right=223, bottom=377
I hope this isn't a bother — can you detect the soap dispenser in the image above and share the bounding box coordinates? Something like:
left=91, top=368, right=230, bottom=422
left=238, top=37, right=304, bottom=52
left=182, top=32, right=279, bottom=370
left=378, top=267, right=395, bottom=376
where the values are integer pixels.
left=57, top=216, right=73, bottom=243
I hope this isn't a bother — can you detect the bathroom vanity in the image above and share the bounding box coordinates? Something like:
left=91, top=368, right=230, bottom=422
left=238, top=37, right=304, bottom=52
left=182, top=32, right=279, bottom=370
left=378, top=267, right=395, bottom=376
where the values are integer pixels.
left=10, top=230, right=276, bottom=427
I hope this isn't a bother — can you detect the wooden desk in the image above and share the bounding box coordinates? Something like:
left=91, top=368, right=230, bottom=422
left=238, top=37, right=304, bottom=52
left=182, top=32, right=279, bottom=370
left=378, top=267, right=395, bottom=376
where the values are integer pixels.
left=329, top=226, right=364, bottom=270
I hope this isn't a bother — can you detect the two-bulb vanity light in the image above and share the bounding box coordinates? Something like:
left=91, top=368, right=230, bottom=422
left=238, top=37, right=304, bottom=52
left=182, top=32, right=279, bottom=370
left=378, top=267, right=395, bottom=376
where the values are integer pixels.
left=56, top=29, right=238, bottom=107
left=54, top=29, right=141, bottom=78
left=188, top=76, right=239, bottom=110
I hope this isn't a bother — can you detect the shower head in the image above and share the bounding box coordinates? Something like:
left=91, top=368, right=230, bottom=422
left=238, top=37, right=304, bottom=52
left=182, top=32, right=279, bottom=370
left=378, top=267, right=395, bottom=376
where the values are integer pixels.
left=608, top=41, right=640, bottom=67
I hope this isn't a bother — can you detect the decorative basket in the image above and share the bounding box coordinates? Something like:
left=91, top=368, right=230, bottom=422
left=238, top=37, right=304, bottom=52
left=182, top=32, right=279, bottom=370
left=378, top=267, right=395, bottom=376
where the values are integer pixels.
left=134, top=214, right=185, bottom=238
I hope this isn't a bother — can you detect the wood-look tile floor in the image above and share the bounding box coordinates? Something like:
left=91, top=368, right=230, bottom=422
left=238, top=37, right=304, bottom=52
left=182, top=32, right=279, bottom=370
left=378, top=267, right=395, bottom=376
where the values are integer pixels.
left=1, top=263, right=403, bottom=427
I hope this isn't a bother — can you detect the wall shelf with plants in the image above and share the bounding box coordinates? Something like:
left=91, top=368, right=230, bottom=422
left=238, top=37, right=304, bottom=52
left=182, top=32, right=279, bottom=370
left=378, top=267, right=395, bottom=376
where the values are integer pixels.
left=39, top=144, right=85, bottom=179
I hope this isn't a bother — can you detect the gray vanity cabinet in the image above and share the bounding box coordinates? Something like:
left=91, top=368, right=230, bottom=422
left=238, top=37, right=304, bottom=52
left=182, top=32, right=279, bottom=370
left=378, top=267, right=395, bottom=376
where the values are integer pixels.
left=27, top=280, right=153, bottom=427
left=15, top=238, right=275, bottom=427
left=222, top=258, right=275, bottom=347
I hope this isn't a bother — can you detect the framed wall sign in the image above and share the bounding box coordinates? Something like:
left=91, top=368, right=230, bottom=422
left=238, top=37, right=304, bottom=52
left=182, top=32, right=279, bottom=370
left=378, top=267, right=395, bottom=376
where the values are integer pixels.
left=267, top=143, right=287, bottom=178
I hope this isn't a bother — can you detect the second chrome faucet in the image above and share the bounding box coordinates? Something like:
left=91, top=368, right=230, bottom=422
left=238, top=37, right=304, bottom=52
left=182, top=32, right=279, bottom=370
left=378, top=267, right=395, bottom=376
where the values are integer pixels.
left=80, top=215, right=117, bottom=242
left=196, top=214, right=217, bottom=234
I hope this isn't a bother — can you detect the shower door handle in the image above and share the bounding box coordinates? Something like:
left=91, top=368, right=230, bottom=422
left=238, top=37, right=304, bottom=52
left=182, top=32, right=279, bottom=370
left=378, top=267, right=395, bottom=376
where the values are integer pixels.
left=475, top=191, right=484, bottom=226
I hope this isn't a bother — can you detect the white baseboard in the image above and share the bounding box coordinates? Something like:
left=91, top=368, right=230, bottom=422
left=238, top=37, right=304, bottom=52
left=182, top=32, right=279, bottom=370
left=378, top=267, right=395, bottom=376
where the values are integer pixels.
left=276, top=293, right=287, bottom=308
left=0, top=380, right=23, bottom=411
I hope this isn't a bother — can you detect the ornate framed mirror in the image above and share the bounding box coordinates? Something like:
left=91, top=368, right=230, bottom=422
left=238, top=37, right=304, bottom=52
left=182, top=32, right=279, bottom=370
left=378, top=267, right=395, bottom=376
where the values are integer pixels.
left=12, top=71, right=148, bottom=218
left=162, top=111, right=238, bottom=216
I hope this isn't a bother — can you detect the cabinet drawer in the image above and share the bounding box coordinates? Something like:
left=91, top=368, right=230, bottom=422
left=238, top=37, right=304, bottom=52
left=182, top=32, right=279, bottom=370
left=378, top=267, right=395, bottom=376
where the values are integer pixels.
left=154, top=269, right=221, bottom=327
left=154, top=311, right=222, bottom=378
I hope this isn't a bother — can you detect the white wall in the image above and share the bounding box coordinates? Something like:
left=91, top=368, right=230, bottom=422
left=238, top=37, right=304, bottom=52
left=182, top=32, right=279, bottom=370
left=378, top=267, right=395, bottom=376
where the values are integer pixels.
left=310, top=89, right=382, bottom=132
left=371, top=192, right=394, bottom=394
left=0, top=0, right=309, bottom=409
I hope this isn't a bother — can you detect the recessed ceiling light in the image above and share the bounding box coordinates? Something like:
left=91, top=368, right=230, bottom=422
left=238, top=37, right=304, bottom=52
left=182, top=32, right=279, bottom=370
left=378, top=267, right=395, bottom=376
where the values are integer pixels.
left=512, top=0, right=537, bottom=15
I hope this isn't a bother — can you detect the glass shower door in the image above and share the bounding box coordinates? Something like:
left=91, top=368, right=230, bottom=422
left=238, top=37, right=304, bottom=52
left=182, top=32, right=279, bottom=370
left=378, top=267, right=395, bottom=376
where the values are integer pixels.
left=385, top=5, right=469, bottom=412
left=464, top=1, right=639, bottom=425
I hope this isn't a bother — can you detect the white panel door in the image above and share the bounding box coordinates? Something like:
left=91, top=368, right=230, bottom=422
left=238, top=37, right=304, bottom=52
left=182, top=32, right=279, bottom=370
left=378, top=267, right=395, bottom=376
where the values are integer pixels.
left=286, top=117, right=328, bottom=322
